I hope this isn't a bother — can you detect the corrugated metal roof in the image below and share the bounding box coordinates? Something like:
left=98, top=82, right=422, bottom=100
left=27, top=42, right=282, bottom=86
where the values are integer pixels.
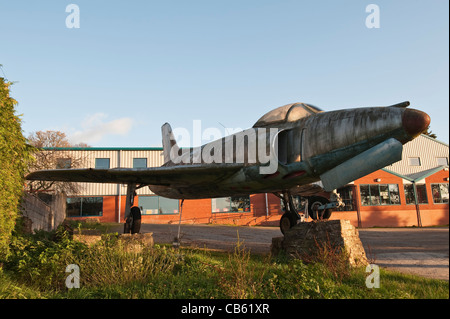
left=388, top=134, right=449, bottom=176
left=383, top=165, right=448, bottom=182
left=43, top=147, right=164, bottom=151
left=44, top=148, right=164, bottom=195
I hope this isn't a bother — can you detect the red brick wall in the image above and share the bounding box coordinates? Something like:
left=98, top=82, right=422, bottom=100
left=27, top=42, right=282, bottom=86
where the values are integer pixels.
left=347, top=169, right=449, bottom=227
left=77, top=194, right=284, bottom=226
left=138, top=194, right=283, bottom=226
left=422, top=169, right=450, bottom=226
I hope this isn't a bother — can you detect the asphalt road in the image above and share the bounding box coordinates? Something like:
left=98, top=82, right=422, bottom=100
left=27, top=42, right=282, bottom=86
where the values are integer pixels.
left=358, top=227, right=449, bottom=281
left=134, top=223, right=449, bottom=281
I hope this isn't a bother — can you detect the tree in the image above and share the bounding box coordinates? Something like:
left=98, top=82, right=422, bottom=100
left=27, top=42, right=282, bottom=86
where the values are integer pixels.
left=27, top=130, right=89, bottom=148
left=28, top=130, right=72, bottom=148
left=0, top=77, right=34, bottom=258
left=26, top=130, right=90, bottom=194
left=423, top=125, right=437, bottom=139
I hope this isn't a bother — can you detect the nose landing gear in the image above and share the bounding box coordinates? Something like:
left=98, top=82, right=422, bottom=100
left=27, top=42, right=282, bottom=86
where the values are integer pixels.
left=277, top=191, right=303, bottom=235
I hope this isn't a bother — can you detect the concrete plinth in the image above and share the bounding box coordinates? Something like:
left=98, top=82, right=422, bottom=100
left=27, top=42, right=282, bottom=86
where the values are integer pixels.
left=120, top=232, right=154, bottom=252
left=271, top=220, right=368, bottom=267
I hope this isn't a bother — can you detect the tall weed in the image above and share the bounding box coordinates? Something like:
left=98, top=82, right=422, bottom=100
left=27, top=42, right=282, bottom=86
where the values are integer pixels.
left=212, top=239, right=270, bottom=299
left=78, top=240, right=180, bottom=288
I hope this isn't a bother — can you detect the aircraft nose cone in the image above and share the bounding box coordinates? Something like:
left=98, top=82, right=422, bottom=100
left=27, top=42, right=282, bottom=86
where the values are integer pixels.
left=402, top=108, right=430, bottom=138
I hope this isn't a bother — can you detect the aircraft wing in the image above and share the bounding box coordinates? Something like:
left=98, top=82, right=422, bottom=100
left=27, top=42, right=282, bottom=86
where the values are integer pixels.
left=26, top=163, right=244, bottom=186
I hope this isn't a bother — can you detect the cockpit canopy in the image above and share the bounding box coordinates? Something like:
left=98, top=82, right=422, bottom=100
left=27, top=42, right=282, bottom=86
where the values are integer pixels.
left=252, top=102, right=323, bottom=128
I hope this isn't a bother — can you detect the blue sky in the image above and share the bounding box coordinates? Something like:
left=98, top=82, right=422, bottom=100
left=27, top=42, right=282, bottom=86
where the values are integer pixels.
left=1, top=0, right=448, bottom=147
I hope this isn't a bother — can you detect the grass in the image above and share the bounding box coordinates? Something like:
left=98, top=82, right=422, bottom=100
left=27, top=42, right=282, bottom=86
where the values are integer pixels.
left=0, top=222, right=448, bottom=299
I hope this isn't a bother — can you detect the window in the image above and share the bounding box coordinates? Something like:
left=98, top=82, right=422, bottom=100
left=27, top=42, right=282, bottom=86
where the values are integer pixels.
left=139, top=196, right=179, bottom=214
left=67, top=197, right=103, bottom=217
left=360, top=185, right=370, bottom=206
left=56, top=158, right=72, bottom=169
left=437, top=157, right=449, bottom=166
left=95, top=158, right=110, bottom=169
left=404, top=184, right=428, bottom=205
left=360, top=184, right=400, bottom=206
left=139, top=196, right=158, bottom=214
left=212, top=196, right=250, bottom=213
left=431, top=183, right=449, bottom=204
left=336, top=186, right=355, bottom=211
left=388, top=184, right=401, bottom=205
left=159, top=197, right=179, bottom=214
left=408, top=157, right=421, bottom=166
left=213, top=198, right=231, bottom=212
left=133, top=158, right=147, bottom=168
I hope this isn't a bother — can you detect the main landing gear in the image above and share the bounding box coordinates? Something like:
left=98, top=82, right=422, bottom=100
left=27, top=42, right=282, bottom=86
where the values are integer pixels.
left=308, top=196, right=333, bottom=221
left=123, top=183, right=147, bottom=234
left=276, top=191, right=335, bottom=234
left=277, top=191, right=302, bottom=235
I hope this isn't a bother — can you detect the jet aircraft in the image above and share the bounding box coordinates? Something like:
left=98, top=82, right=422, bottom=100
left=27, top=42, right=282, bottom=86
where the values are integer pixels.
left=26, top=101, right=430, bottom=234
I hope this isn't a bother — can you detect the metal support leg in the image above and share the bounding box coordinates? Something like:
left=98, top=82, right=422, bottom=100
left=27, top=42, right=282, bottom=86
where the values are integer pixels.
left=304, top=198, right=309, bottom=219
left=287, top=194, right=301, bottom=220
left=173, top=199, right=184, bottom=248
left=279, top=192, right=289, bottom=213
left=281, top=190, right=300, bottom=220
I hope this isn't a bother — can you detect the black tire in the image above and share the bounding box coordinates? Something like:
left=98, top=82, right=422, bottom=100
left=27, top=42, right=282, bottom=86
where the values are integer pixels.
left=123, top=218, right=132, bottom=233
left=130, top=206, right=142, bottom=234
left=280, top=212, right=298, bottom=234
left=322, top=207, right=332, bottom=219
left=131, top=219, right=141, bottom=234
left=308, top=196, right=332, bottom=220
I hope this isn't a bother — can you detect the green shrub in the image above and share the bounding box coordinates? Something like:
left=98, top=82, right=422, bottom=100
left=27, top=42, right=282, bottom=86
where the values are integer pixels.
left=2, top=229, right=448, bottom=299
left=4, top=227, right=86, bottom=290
left=0, top=77, right=35, bottom=258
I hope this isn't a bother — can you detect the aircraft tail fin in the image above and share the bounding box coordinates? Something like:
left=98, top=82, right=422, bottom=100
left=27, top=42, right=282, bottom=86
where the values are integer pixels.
left=161, top=123, right=179, bottom=164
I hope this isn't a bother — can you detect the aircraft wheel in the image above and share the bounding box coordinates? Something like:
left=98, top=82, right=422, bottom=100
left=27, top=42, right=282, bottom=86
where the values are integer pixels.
left=322, top=207, right=332, bottom=219
left=131, top=218, right=141, bottom=234
left=280, top=212, right=298, bottom=234
left=308, top=196, right=332, bottom=220
left=124, top=218, right=132, bottom=233
left=130, top=206, right=142, bottom=234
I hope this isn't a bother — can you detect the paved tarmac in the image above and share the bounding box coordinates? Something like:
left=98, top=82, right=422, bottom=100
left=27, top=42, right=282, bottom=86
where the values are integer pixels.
left=134, top=223, right=449, bottom=281
left=358, top=227, right=449, bottom=281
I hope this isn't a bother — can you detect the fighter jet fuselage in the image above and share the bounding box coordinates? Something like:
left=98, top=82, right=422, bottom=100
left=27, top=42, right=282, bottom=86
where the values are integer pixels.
left=150, top=102, right=430, bottom=199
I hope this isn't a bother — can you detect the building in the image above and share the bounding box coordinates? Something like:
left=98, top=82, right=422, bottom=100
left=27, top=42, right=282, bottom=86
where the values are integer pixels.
left=39, top=134, right=449, bottom=228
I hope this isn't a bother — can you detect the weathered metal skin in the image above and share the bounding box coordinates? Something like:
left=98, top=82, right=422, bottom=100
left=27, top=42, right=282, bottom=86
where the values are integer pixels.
left=302, top=107, right=404, bottom=159
left=26, top=101, right=430, bottom=201
left=150, top=102, right=430, bottom=199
